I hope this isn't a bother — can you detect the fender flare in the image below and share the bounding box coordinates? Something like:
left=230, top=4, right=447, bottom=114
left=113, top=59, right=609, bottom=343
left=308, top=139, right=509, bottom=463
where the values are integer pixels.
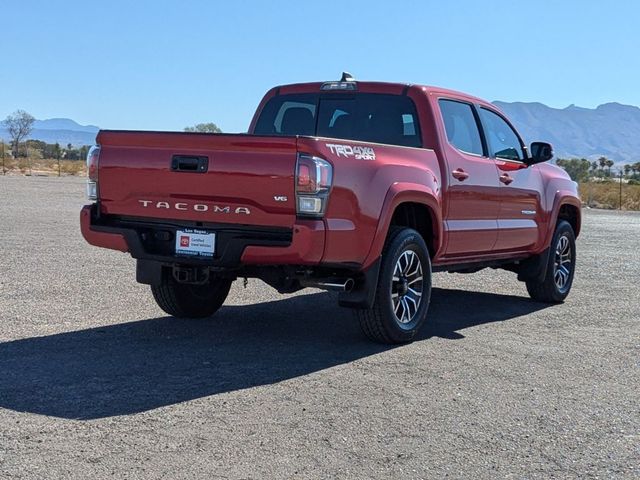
left=542, top=192, right=582, bottom=249
left=361, top=182, right=443, bottom=269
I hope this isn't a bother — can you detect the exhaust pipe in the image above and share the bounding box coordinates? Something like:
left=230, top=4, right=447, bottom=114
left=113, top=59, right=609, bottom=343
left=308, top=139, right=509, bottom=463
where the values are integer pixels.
left=300, top=277, right=355, bottom=292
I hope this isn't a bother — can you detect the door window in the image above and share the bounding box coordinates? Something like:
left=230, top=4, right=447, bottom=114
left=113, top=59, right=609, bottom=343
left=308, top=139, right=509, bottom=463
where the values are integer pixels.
left=438, top=99, right=484, bottom=156
left=479, top=108, right=525, bottom=161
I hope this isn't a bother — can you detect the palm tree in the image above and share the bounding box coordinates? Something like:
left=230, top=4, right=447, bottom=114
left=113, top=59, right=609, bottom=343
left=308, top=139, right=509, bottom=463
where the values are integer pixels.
left=598, top=156, right=608, bottom=170
left=605, top=159, right=615, bottom=177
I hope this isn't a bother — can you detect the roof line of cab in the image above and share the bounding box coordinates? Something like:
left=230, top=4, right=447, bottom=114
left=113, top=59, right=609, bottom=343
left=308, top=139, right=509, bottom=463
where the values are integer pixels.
left=273, top=81, right=492, bottom=109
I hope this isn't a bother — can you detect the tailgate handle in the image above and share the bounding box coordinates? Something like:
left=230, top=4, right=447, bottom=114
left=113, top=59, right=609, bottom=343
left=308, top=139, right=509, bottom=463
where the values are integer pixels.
left=171, top=155, right=208, bottom=173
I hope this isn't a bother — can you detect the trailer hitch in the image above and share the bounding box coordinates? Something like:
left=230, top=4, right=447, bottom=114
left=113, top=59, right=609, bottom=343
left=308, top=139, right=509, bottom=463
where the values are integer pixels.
left=172, top=265, right=210, bottom=284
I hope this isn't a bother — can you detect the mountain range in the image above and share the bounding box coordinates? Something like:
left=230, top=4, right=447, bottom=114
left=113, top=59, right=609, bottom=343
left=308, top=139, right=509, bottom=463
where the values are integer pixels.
left=493, top=101, right=640, bottom=164
left=1, top=102, right=639, bottom=164
left=0, top=118, right=99, bottom=147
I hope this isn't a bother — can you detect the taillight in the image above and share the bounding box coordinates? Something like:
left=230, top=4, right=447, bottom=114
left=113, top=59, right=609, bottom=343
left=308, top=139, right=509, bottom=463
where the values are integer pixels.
left=295, top=154, right=333, bottom=217
left=86, top=145, right=100, bottom=201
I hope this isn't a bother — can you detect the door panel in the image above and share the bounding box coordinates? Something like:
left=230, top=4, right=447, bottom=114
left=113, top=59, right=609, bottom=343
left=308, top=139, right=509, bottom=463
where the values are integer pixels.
left=444, top=153, right=501, bottom=256
left=477, top=107, right=542, bottom=252
left=437, top=99, right=501, bottom=257
left=494, top=161, right=543, bottom=251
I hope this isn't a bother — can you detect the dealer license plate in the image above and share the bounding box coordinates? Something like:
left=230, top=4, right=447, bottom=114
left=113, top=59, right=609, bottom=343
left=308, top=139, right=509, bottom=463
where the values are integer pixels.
left=175, top=229, right=215, bottom=258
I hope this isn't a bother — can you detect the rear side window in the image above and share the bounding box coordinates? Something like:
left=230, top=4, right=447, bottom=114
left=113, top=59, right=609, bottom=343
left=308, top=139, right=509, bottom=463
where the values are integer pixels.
left=478, top=108, right=525, bottom=161
left=438, top=99, right=484, bottom=156
left=254, top=93, right=422, bottom=148
left=254, top=94, right=317, bottom=136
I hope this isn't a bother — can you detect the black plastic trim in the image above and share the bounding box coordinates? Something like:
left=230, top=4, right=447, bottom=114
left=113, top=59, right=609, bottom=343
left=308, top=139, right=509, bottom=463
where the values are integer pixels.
left=432, top=256, right=529, bottom=274
left=90, top=212, right=292, bottom=268
left=338, top=258, right=382, bottom=309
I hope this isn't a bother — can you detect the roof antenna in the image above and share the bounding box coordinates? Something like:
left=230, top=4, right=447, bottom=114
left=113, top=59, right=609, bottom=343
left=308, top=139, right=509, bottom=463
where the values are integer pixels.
left=341, top=71, right=355, bottom=82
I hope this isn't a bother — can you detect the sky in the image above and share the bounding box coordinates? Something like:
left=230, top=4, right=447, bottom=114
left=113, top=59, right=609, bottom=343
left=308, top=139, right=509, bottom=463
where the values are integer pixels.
left=1, top=0, right=639, bottom=133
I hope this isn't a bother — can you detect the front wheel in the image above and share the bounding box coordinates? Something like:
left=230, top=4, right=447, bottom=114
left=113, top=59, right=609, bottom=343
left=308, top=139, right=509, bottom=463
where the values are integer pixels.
left=151, top=275, right=232, bottom=318
left=526, top=220, right=576, bottom=303
left=356, top=228, right=432, bottom=344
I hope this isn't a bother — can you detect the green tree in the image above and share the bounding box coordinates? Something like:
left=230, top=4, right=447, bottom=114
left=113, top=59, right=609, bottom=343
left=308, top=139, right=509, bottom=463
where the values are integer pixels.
left=556, top=158, right=591, bottom=182
left=598, top=156, right=608, bottom=170
left=2, top=110, right=35, bottom=158
left=605, top=159, right=615, bottom=177
left=25, top=139, right=46, bottom=158
left=1, top=140, right=6, bottom=174
left=79, top=145, right=89, bottom=160
left=184, top=122, right=222, bottom=133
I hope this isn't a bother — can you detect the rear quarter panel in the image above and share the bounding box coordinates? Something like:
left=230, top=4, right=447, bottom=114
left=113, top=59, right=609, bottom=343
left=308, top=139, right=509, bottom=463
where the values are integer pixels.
left=297, top=137, right=442, bottom=267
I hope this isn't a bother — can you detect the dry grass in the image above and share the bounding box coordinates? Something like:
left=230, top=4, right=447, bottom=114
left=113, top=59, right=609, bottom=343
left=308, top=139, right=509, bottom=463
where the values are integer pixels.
left=579, top=181, right=640, bottom=210
left=1, top=158, right=86, bottom=176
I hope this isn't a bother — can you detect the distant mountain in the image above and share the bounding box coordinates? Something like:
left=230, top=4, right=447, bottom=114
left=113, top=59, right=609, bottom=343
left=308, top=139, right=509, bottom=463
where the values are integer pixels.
left=493, top=101, right=640, bottom=164
left=0, top=118, right=98, bottom=147
left=33, top=118, right=99, bottom=134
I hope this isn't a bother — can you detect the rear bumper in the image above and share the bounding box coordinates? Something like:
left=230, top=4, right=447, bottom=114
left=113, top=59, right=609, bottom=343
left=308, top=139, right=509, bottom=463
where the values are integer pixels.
left=80, top=205, right=129, bottom=252
left=80, top=204, right=325, bottom=267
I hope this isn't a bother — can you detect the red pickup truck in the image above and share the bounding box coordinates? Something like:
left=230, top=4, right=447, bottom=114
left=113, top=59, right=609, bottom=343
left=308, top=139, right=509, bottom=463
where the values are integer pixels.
left=81, top=74, right=581, bottom=344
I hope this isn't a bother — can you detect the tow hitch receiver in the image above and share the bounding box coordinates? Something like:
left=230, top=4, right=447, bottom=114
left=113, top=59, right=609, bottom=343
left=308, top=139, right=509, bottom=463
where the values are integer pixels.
left=172, top=265, right=210, bottom=284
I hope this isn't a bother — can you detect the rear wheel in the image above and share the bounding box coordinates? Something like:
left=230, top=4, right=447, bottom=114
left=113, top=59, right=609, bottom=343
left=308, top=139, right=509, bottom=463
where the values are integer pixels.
left=356, top=228, right=432, bottom=344
left=526, top=220, right=576, bottom=303
left=151, top=275, right=232, bottom=318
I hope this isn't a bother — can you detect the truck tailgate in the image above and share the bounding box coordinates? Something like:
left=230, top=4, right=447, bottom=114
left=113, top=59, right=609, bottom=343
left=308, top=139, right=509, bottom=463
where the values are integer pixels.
left=96, top=131, right=298, bottom=228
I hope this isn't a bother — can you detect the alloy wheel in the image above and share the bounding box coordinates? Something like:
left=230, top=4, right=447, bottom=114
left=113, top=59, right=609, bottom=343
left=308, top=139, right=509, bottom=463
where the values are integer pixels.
left=391, top=250, right=424, bottom=324
left=554, top=234, right=573, bottom=293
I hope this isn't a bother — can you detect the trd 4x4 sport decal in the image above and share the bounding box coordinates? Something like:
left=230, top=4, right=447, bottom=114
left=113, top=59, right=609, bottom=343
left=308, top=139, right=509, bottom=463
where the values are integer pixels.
left=326, top=143, right=376, bottom=160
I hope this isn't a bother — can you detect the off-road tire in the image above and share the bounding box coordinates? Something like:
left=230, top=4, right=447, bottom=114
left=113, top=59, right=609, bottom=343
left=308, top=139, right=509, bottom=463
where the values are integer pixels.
left=356, top=227, right=432, bottom=344
left=526, top=220, right=576, bottom=303
left=151, top=275, right=232, bottom=318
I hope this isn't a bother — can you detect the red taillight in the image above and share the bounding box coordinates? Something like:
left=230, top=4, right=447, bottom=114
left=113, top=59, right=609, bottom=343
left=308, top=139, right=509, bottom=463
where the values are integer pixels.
left=86, top=145, right=100, bottom=200
left=295, top=154, right=333, bottom=217
left=297, top=163, right=312, bottom=189
left=87, top=145, right=100, bottom=182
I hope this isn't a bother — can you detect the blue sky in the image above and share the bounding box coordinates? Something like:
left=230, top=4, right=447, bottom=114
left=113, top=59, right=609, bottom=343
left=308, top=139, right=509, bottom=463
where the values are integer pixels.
left=1, top=1, right=638, bottom=132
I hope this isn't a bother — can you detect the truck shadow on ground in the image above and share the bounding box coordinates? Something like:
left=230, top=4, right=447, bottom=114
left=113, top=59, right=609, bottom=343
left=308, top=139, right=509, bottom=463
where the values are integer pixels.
left=0, top=288, right=550, bottom=420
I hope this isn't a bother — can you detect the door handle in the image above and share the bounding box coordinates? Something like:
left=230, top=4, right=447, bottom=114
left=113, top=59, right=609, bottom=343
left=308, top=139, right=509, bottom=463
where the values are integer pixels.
left=499, top=173, right=513, bottom=185
left=452, top=168, right=469, bottom=181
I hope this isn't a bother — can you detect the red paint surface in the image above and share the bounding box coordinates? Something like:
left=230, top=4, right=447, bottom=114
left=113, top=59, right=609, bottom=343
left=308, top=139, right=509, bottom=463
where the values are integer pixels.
left=82, top=81, right=581, bottom=270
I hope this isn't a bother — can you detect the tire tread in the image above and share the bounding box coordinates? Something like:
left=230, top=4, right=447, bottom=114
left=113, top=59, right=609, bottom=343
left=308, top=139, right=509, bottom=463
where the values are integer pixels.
left=151, top=276, right=232, bottom=318
left=356, top=227, right=430, bottom=344
left=526, top=220, right=575, bottom=303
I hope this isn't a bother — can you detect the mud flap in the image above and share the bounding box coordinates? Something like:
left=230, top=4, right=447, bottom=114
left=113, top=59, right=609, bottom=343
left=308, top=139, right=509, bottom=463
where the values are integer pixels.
left=338, top=258, right=381, bottom=309
left=136, top=259, right=163, bottom=286
left=516, top=248, right=550, bottom=283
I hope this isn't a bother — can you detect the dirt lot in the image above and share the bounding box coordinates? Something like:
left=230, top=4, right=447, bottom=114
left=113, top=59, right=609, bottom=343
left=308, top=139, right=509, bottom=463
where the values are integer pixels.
left=0, top=176, right=638, bottom=479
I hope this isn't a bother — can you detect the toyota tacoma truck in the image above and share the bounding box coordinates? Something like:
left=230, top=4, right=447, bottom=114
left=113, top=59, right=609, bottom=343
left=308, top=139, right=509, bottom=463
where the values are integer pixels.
left=81, top=73, right=581, bottom=344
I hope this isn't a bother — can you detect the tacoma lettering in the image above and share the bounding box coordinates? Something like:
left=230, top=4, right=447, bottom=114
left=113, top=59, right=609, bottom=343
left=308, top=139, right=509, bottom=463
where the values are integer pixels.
left=138, top=200, right=251, bottom=214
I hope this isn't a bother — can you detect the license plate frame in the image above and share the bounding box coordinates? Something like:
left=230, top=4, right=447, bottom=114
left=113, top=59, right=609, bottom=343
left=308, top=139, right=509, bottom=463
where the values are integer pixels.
left=175, top=229, right=216, bottom=258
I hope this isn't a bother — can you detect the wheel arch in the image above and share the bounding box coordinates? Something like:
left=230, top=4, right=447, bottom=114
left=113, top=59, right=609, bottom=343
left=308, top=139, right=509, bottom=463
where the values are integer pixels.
left=362, top=183, right=443, bottom=269
left=543, top=193, right=582, bottom=250
left=542, top=190, right=582, bottom=249
left=557, top=202, right=581, bottom=238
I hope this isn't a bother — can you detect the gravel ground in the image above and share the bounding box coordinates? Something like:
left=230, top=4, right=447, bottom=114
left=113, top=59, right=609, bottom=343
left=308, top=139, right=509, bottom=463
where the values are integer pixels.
left=0, top=175, right=638, bottom=479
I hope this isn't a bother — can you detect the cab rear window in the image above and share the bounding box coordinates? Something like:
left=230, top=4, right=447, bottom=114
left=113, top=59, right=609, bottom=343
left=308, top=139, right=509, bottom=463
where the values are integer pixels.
left=254, top=93, right=422, bottom=148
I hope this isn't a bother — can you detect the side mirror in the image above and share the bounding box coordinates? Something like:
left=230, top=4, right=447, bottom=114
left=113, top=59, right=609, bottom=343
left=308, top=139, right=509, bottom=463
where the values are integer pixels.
left=528, top=142, right=554, bottom=165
